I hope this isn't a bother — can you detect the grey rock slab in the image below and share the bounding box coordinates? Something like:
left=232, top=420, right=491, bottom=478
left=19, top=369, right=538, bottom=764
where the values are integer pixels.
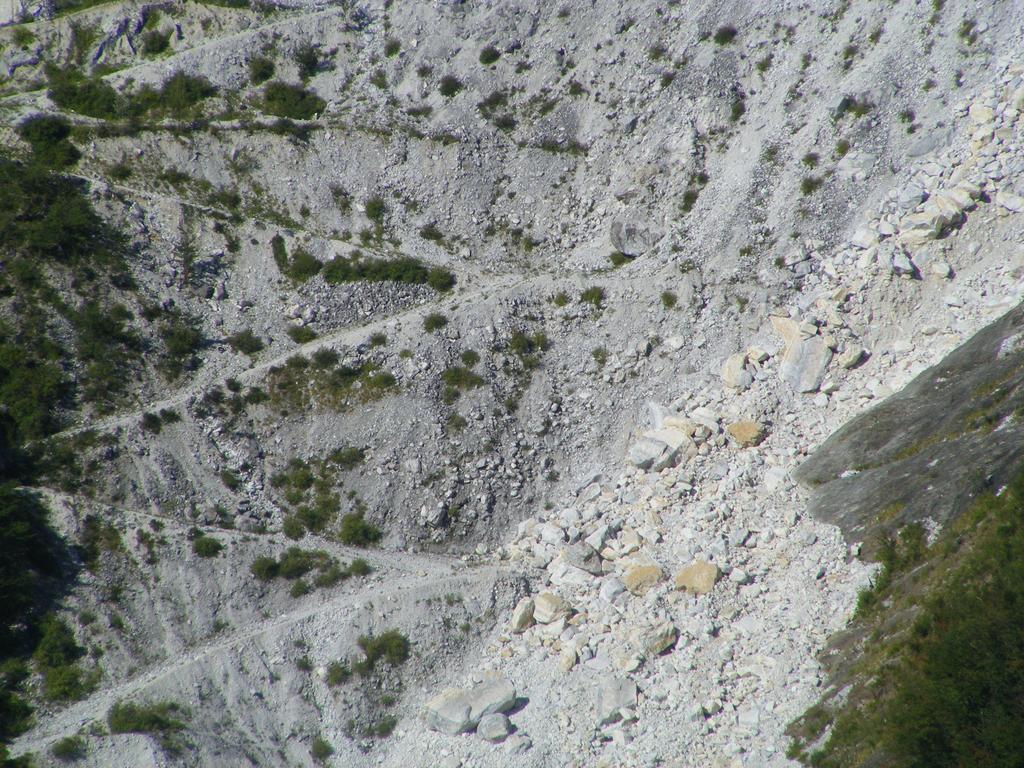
left=597, top=677, right=638, bottom=726
left=476, top=713, right=511, bottom=742
left=780, top=335, right=833, bottom=393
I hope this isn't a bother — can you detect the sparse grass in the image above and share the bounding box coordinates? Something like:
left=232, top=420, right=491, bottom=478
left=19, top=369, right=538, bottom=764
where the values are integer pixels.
left=50, top=734, right=86, bottom=761
left=227, top=329, right=264, bottom=356
left=384, top=38, right=400, bottom=57
left=800, top=176, right=823, bottom=195
left=312, top=735, right=334, bottom=762
left=661, top=291, right=677, bottom=309
left=802, top=152, right=820, bottom=169
left=835, top=138, right=851, bottom=157
left=353, top=629, right=410, bottom=674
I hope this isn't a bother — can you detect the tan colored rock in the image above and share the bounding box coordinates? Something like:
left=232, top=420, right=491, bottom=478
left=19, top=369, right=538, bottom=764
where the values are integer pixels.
left=630, top=621, right=679, bottom=656
left=968, top=102, right=994, bottom=125
left=622, top=564, right=664, bottom=595
left=726, top=420, right=765, bottom=448
left=838, top=346, right=865, bottom=369
left=533, top=592, right=571, bottom=624
left=721, top=353, right=752, bottom=389
left=558, top=646, right=577, bottom=672
left=510, top=597, right=534, bottom=633
left=770, top=315, right=802, bottom=347
left=674, top=560, right=721, bottom=595
left=662, top=415, right=696, bottom=435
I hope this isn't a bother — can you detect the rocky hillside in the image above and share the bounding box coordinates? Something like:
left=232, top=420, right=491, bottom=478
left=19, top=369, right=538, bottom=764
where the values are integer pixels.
left=1, top=0, right=1024, bottom=766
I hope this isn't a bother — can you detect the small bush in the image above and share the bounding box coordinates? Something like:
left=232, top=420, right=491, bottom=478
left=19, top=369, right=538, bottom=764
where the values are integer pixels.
left=249, top=55, right=275, bottom=85
left=250, top=556, right=278, bottom=580
left=325, top=661, right=350, bottom=686
left=227, top=329, right=264, bottom=355
left=311, top=736, right=334, bottom=762
left=423, top=313, right=448, bottom=333
left=107, top=701, right=186, bottom=754
left=192, top=535, right=223, bottom=558
left=287, top=326, right=317, bottom=344
left=141, top=412, right=163, bottom=434
left=580, top=286, right=606, bottom=309
left=384, top=38, right=400, bottom=57
left=713, top=25, right=737, bottom=45
left=261, top=81, right=325, bottom=120
left=364, top=196, right=386, bottom=222
left=18, top=115, right=80, bottom=168
left=661, top=291, right=677, bottom=309
left=355, top=629, right=410, bottom=673
left=479, top=45, right=501, bottom=65
left=802, top=152, right=820, bottom=169
left=338, top=512, right=382, bottom=547
left=294, top=44, right=321, bottom=80
left=141, top=29, right=170, bottom=55
left=50, top=734, right=86, bottom=761
left=438, top=75, right=463, bottom=97
left=800, top=176, right=823, bottom=196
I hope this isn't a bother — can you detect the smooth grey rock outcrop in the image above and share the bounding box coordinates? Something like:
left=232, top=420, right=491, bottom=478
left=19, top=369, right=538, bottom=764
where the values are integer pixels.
left=423, top=678, right=517, bottom=734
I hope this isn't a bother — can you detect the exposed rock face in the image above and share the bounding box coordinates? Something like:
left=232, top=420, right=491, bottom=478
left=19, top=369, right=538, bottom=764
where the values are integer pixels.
left=609, top=215, right=663, bottom=256
left=422, top=678, right=517, bottom=735
left=597, top=677, right=637, bottom=726
left=533, top=592, right=571, bottom=624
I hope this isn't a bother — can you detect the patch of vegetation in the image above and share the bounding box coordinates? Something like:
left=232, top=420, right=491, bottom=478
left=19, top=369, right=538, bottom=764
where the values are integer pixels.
left=580, top=286, right=606, bottom=310
left=33, top=616, right=96, bottom=702
left=261, top=81, right=325, bottom=120
left=294, top=44, right=324, bottom=80
left=250, top=547, right=370, bottom=590
left=480, top=45, right=501, bottom=64
left=353, top=629, right=410, bottom=674
left=249, top=55, right=275, bottom=85
left=191, top=530, right=224, bottom=558
left=265, top=354, right=396, bottom=412
left=18, top=115, right=80, bottom=169
left=227, top=329, right=264, bottom=356
left=270, top=234, right=322, bottom=283
left=423, top=313, right=448, bottom=333
left=438, top=75, right=464, bottom=97
left=287, top=326, right=317, bottom=344
left=141, top=28, right=171, bottom=56
left=800, top=176, right=823, bottom=196
left=789, top=469, right=1024, bottom=768
left=312, top=735, right=334, bottom=762
left=50, top=734, right=86, bottom=761
left=107, top=700, right=187, bottom=755
left=661, top=291, right=677, bottom=309
left=384, top=38, right=400, bottom=57
left=322, top=252, right=454, bottom=291
left=713, top=25, right=738, bottom=45
left=338, top=511, right=382, bottom=547
left=46, top=67, right=119, bottom=119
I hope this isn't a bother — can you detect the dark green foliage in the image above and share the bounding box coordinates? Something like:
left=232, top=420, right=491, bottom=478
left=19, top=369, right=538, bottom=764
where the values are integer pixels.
left=107, top=700, right=187, bottom=754
left=354, top=630, right=410, bottom=674
left=580, top=286, right=605, bottom=309
left=479, top=45, right=500, bottom=64
left=321, top=252, right=455, bottom=291
left=141, top=412, right=163, bottom=433
left=141, top=29, right=170, bottom=55
left=329, top=446, right=365, bottom=470
left=79, top=514, right=122, bottom=572
left=800, top=176, right=823, bottom=195
left=293, top=44, right=322, bottom=80
left=338, top=512, right=381, bottom=547
left=33, top=615, right=93, bottom=702
left=270, top=235, right=322, bottom=283
left=608, top=251, right=633, bottom=268
left=713, top=25, right=737, bottom=45
left=47, top=68, right=119, bottom=119
left=325, top=661, right=350, bottom=685
left=160, top=315, right=203, bottom=378
left=287, top=326, right=317, bottom=344
left=438, top=75, right=463, bottom=97
left=384, top=38, right=400, bottom=57
left=364, top=196, right=386, bottom=222
left=192, top=535, right=223, bottom=558
left=249, top=55, right=275, bottom=85
left=423, top=313, right=448, bottom=333
left=250, top=555, right=278, bottom=580
left=793, top=472, right=1024, bottom=768
left=17, top=115, right=80, bottom=168
left=50, top=734, right=86, bottom=761
left=227, top=329, right=264, bottom=355
left=442, top=366, right=484, bottom=390
left=0, top=329, right=65, bottom=445
left=461, top=349, right=480, bottom=367
left=261, top=81, right=325, bottom=119
left=311, top=736, right=334, bottom=762
left=0, top=486, right=61, bottom=655
left=130, top=72, right=217, bottom=119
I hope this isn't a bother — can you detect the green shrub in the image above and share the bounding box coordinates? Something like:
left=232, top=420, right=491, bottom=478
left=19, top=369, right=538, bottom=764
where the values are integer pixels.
left=130, top=72, right=216, bottom=119
left=160, top=316, right=202, bottom=378
left=47, top=67, right=119, bottom=119
left=442, top=366, right=484, bottom=390
left=580, top=286, right=605, bottom=309
left=325, top=661, right=350, bottom=685
left=249, top=55, right=275, bottom=85
left=384, top=38, right=400, bottom=57
left=261, top=81, right=325, bottom=119
left=330, top=446, right=365, bottom=469
left=33, top=616, right=93, bottom=702
left=287, top=326, right=317, bottom=344
left=338, top=512, right=382, bottom=547
left=661, top=291, right=677, bottom=309
left=192, top=535, right=223, bottom=558
left=460, top=349, right=480, bottom=367
left=227, top=329, right=264, bottom=356
left=141, top=412, right=162, bottom=434
left=141, top=29, right=170, bottom=55
left=321, top=252, right=454, bottom=291
left=50, top=734, right=86, bottom=761
left=423, top=313, right=448, bottom=333
left=17, top=115, right=80, bottom=168
left=355, top=629, right=410, bottom=673
left=438, top=75, right=463, bottom=97
left=250, top=556, right=278, bottom=580
left=348, top=558, right=371, bottom=576
left=107, top=701, right=186, bottom=754
left=479, top=45, right=501, bottom=64
left=800, top=176, right=823, bottom=196
left=311, top=736, right=334, bottom=762
left=294, top=44, right=321, bottom=80
left=713, top=25, right=737, bottom=45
